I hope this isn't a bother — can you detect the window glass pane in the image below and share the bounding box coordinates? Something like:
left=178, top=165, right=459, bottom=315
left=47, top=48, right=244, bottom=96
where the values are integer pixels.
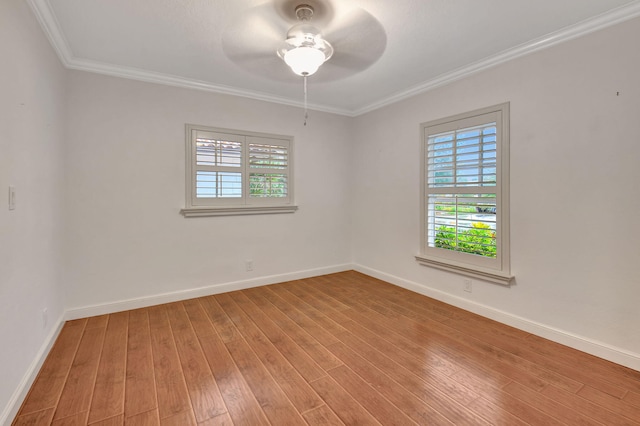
left=426, top=194, right=497, bottom=258
left=219, top=172, right=242, bottom=197
left=196, top=171, right=242, bottom=198
left=250, top=173, right=288, bottom=197
left=195, top=171, right=217, bottom=198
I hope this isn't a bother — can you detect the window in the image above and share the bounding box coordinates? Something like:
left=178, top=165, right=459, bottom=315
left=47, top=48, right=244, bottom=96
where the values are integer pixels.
left=181, top=125, right=297, bottom=217
left=416, top=103, right=512, bottom=285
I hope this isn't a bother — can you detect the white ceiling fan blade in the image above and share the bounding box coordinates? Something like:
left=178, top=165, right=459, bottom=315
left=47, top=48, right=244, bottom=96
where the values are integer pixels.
left=222, top=3, right=288, bottom=62
left=324, top=8, right=387, bottom=73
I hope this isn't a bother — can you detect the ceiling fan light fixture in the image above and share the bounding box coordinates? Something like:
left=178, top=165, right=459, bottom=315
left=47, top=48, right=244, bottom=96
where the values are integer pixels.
left=277, top=5, right=333, bottom=76
left=282, top=45, right=326, bottom=76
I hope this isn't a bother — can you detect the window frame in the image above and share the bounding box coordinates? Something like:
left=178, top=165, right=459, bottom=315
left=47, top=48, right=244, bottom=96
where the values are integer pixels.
left=181, top=124, right=297, bottom=217
left=415, top=103, right=513, bottom=285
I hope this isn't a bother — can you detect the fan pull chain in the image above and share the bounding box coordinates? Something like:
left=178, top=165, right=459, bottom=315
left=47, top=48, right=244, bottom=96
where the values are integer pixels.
left=303, top=75, right=308, bottom=126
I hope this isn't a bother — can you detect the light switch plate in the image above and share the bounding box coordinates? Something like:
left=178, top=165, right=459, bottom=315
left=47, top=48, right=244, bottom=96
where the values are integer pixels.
left=8, top=186, right=15, bottom=210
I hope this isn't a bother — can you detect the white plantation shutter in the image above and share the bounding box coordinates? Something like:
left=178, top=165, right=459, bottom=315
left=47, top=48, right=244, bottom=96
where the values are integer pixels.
left=419, top=104, right=511, bottom=279
left=184, top=125, right=295, bottom=215
left=248, top=138, right=289, bottom=199
left=195, top=134, right=243, bottom=199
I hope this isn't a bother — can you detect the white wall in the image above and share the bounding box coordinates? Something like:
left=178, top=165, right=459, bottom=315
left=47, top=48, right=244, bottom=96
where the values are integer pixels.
left=63, top=72, right=353, bottom=311
left=0, top=0, right=67, bottom=422
left=351, top=17, right=640, bottom=363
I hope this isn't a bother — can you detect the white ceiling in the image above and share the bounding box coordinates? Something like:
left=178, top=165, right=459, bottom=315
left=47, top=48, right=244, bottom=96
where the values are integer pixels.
left=29, top=0, right=640, bottom=116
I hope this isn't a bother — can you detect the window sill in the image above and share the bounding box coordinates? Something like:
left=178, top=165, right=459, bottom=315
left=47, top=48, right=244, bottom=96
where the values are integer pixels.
left=181, top=205, right=298, bottom=217
left=415, top=254, right=514, bottom=286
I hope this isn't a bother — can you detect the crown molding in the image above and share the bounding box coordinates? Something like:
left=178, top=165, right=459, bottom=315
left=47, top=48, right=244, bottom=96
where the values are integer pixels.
left=26, top=0, right=73, bottom=67
left=65, top=57, right=354, bottom=116
left=352, top=1, right=640, bottom=116
left=27, top=0, right=640, bottom=118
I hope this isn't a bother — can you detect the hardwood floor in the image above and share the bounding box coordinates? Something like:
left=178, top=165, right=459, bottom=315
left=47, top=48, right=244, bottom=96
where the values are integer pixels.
left=12, top=271, right=640, bottom=425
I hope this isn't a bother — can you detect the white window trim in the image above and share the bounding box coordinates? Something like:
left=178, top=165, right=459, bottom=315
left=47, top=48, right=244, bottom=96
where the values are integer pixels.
left=181, top=124, right=298, bottom=217
left=416, top=103, right=513, bottom=285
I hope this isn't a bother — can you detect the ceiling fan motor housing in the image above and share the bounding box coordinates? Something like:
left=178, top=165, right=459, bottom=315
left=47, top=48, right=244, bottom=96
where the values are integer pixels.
left=295, top=4, right=315, bottom=21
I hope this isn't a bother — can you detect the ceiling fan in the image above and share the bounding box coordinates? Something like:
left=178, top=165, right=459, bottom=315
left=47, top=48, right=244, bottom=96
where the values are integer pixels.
left=222, top=0, right=387, bottom=84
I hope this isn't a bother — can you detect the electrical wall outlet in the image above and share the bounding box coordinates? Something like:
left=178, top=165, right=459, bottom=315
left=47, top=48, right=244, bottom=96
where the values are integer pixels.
left=463, top=279, right=472, bottom=293
left=245, top=260, right=254, bottom=271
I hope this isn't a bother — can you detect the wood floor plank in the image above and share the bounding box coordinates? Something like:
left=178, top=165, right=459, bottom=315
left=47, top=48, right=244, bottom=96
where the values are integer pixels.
left=88, top=414, right=124, bottom=425
left=326, top=342, right=460, bottom=425
left=503, top=381, right=603, bottom=425
left=17, top=320, right=86, bottom=416
left=182, top=299, right=216, bottom=338
left=197, top=412, right=233, bottom=426
left=466, top=398, right=529, bottom=426
left=327, top=365, right=421, bottom=425
left=165, top=302, right=227, bottom=423
left=51, top=412, right=89, bottom=426
left=86, top=315, right=109, bottom=330
left=198, top=296, right=240, bottom=343
left=184, top=300, right=269, bottom=426
left=542, top=384, right=640, bottom=426
left=12, top=408, right=55, bottom=425
left=302, top=405, right=345, bottom=425
left=124, top=309, right=157, bottom=418
left=333, top=273, right=456, bottom=323
left=578, top=385, right=640, bottom=422
left=224, top=337, right=303, bottom=424
left=147, top=305, right=192, bottom=420
left=230, top=290, right=327, bottom=381
left=264, top=284, right=342, bottom=346
left=159, top=410, right=196, bottom=426
left=88, top=312, right=129, bottom=424
left=197, top=333, right=269, bottom=426
left=448, top=364, right=513, bottom=397
left=332, top=324, right=483, bottom=410
left=243, top=286, right=343, bottom=371
left=443, top=316, right=585, bottom=393
left=309, top=375, right=381, bottom=426
left=306, top=284, right=462, bottom=378
left=626, top=391, right=640, bottom=408
left=53, top=326, right=106, bottom=421
left=270, top=284, right=353, bottom=341
left=215, top=292, right=324, bottom=413
left=124, top=409, right=160, bottom=426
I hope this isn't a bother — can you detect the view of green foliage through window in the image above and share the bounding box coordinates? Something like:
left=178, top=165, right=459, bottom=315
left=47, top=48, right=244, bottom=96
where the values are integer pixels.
left=427, top=122, right=498, bottom=258
left=249, top=143, right=288, bottom=198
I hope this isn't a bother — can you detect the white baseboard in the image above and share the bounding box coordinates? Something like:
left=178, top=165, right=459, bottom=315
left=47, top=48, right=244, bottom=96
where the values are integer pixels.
left=354, top=264, right=640, bottom=372
left=65, top=263, right=353, bottom=320
left=1, top=314, right=65, bottom=426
